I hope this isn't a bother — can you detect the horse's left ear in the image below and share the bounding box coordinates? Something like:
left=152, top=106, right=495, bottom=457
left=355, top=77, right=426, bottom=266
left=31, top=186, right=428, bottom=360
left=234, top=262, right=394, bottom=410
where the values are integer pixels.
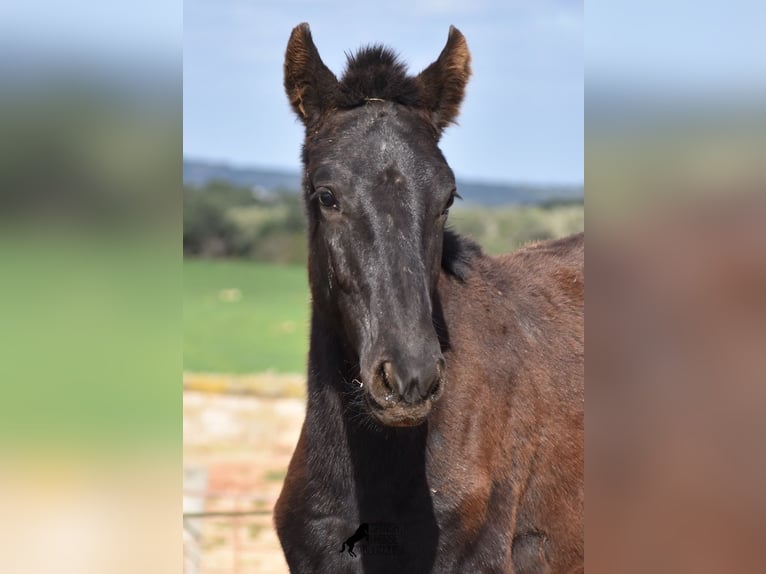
left=416, top=26, right=472, bottom=136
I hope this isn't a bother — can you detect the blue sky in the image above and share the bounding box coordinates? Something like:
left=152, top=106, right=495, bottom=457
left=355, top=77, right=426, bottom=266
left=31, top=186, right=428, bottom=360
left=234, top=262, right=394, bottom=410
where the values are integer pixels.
left=586, top=0, right=766, bottom=94
left=183, top=0, right=583, bottom=185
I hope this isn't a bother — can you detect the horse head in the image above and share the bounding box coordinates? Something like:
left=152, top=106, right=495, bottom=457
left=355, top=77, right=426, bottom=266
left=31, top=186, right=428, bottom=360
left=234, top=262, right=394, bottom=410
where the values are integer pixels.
left=284, top=24, right=471, bottom=426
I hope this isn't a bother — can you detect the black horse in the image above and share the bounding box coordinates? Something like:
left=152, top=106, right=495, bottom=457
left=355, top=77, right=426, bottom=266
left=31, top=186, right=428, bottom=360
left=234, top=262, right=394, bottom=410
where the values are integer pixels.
left=275, top=24, right=584, bottom=573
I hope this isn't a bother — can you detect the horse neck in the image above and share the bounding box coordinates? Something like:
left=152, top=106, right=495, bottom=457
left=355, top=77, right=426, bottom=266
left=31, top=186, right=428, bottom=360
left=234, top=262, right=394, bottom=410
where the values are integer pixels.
left=305, top=305, right=438, bottom=527
left=305, top=306, right=430, bottom=468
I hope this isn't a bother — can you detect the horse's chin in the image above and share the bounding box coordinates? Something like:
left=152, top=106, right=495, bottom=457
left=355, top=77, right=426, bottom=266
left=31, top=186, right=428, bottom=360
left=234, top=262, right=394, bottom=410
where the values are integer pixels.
left=366, top=396, right=432, bottom=427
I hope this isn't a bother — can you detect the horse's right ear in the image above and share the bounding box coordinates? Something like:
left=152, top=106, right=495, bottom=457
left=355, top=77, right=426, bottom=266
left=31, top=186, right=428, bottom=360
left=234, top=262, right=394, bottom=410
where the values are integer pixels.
left=284, top=23, right=339, bottom=128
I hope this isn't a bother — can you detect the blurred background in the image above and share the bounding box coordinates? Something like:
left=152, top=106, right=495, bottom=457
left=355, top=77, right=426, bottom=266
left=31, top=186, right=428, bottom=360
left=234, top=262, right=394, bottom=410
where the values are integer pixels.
left=0, top=1, right=181, bottom=574
left=586, top=1, right=766, bottom=572
left=182, top=2, right=583, bottom=572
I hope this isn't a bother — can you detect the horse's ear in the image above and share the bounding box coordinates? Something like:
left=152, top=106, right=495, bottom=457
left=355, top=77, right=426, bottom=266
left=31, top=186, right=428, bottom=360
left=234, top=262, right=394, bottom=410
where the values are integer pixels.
left=284, top=23, right=339, bottom=127
left=416, top=26, right=472, bottom=136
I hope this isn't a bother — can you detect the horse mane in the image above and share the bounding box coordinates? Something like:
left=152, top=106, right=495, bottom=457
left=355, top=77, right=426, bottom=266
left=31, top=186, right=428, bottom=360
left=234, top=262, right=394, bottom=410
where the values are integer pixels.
left=337, top=46, right=422, bottom=108
left=442, top=229, right=482, bottom=280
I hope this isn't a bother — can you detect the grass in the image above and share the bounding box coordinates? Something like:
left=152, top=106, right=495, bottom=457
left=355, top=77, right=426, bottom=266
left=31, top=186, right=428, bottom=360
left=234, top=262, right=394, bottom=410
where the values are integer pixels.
left=184, top=259, right=309, bottom=374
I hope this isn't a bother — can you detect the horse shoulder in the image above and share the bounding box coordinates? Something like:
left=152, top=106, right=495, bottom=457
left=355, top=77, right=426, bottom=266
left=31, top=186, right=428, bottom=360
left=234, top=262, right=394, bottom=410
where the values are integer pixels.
left=432, top=234, right=584, bottom=570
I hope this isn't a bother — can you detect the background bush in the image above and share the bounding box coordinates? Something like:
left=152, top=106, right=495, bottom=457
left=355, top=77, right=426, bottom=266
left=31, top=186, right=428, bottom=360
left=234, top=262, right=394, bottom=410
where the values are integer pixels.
left=183, top=182, right=307, bottom=262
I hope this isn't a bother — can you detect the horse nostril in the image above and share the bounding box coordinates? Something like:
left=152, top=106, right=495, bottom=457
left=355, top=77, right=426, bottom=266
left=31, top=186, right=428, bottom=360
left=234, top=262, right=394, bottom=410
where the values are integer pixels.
left=374, top=358, right=443, bottom=404
left=378, top=361, right=394, bottom=392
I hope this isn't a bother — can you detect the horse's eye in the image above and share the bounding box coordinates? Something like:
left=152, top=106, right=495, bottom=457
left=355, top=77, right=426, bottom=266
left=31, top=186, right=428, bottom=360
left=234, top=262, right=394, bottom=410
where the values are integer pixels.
left=441, top=193, right=456, bottom=216
left=317, top=188, right=338, bottom=209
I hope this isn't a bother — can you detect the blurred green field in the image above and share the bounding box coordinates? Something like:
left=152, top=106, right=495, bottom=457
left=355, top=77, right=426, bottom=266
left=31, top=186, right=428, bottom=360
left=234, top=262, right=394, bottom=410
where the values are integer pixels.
left=183, top=259, right=309, bottom=374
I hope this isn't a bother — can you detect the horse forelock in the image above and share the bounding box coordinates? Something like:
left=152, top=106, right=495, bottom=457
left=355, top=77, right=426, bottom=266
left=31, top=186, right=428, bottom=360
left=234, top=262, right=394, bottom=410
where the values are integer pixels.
left=337, top=45, right=422, bottom=109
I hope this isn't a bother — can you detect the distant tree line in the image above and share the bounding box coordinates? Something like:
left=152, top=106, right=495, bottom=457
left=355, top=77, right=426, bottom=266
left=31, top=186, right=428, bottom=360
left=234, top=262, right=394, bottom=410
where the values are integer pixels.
left=183, top=181, right=307, bottom=264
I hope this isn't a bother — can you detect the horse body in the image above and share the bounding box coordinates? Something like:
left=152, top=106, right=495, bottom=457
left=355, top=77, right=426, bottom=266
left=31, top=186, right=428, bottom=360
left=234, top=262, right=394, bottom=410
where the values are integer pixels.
left=274, top=23, right=583, bottom=573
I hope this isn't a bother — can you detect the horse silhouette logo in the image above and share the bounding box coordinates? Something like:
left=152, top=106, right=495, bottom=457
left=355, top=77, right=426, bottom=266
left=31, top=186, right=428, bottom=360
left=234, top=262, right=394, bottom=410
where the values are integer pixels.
left=339, top=523, right=369, bottom=557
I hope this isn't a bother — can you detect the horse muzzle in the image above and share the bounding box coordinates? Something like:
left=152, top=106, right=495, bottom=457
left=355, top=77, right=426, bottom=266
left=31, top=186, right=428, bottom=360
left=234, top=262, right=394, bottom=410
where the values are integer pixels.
left=365, top=356, right=445, bottom=427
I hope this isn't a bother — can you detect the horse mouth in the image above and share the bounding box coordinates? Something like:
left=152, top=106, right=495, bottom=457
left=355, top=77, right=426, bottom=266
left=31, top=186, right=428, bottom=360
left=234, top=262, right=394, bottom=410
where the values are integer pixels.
left=366, top=394, right=434, bottom=427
